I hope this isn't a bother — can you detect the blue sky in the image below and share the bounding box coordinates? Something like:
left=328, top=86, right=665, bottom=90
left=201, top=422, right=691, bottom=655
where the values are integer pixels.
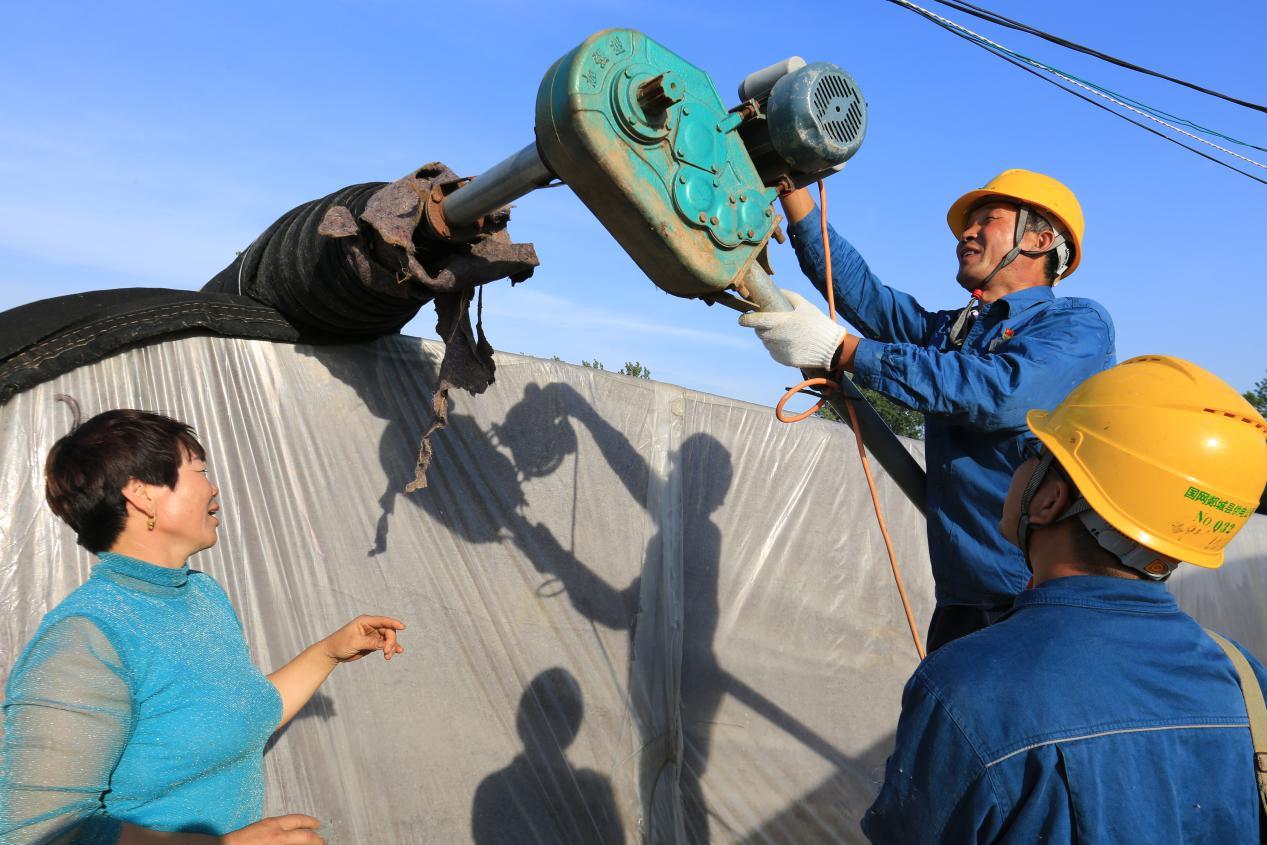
left=2, top=0, right=1264, bottom=406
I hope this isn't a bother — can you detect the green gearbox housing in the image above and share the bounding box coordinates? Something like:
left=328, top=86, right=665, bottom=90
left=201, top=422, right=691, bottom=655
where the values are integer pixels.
left=536, top=29, right=780, bottom=299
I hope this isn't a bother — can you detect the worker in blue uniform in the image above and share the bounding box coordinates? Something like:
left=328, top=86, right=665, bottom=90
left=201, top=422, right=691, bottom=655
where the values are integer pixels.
left=742, top=170, right=1115, bottom=650
left=862, top=355, right=1267, bottom=843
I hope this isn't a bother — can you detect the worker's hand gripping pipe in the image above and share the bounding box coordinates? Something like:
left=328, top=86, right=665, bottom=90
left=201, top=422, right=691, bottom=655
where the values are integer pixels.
left=740, top=264, right=926, bottom=513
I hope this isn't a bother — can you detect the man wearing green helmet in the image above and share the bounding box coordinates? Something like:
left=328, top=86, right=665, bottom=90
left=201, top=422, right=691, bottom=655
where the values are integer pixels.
left=743, top=170, right=1116, bottom=651
left=862, top=355, right=1267, bottom=842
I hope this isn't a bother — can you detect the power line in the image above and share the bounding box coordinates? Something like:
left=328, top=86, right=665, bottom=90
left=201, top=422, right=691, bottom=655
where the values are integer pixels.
left=925, top=0, right=1267, bottom=115
left=882, top=0, right=1267, bottom=187
left=1075, top=85, right=1267, bottom=155
left=888, top=0, right=1267, bottom=171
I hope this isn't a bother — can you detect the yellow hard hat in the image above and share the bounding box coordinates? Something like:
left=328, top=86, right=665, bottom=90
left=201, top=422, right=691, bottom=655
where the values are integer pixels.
left=947, top=169, right=1085, bottom=279
left=1027, top=355, right=1267, bottom=568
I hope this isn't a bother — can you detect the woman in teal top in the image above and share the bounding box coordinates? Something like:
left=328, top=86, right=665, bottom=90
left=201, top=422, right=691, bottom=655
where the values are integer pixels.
left=0, top=409, right=406, bottom=845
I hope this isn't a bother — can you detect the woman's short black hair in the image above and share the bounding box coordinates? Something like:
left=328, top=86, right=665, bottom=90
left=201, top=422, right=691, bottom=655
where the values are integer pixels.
left=44, top=409, right=206, bottom=553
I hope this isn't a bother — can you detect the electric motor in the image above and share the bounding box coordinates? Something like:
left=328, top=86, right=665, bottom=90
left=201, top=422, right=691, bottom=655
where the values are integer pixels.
left=737, top=60, right=868, bottom=191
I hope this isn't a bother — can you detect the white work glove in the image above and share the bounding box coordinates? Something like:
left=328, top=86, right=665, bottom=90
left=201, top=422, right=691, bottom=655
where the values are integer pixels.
left=739, top=289, right=848, bottom=370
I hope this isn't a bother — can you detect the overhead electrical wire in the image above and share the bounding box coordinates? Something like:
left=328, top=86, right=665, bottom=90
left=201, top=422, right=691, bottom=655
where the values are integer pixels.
left=884, top=0, right=1267, bottom=170
left=882, top=0, right=1267, bottom=187
left=924, top=10, right=1267, bottom=155
left=925, top=0, right=1267, bottom=115
left=893, top=1, right=1267, bottom=185
left=1083, top=88, right=1267, bottom=155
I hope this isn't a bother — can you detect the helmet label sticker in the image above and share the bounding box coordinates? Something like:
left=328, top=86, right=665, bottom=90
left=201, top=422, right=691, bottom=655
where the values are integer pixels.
left=1184, top=485, right=1252, bottom=519
left=1195, top=511, right=1239, bottom=536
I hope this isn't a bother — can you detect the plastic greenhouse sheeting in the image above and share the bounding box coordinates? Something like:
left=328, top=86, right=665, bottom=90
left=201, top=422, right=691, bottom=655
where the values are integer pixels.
left=1, top=334, right=1263, bottom=844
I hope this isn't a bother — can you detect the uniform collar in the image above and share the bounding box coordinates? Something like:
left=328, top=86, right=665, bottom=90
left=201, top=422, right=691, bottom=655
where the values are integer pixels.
left=990, top=284, right=1054, bottom=316
left=96, top=551, right=191, bottom=589
left=1014, top=575, right=1177, bottom=614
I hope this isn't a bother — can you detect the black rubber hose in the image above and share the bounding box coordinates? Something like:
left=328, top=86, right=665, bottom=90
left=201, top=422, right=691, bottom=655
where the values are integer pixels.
left=202, top=182, right=420, bottom=339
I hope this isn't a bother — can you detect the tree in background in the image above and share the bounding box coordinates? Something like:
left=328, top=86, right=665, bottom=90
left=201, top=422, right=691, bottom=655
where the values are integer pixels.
left=619, top=362, right=651, bottom=380
left=1245, top=371, right=1267, bottom=416
left=579, top=359, right=651, bottom=380
left=816, top=387, right=924, bottom=440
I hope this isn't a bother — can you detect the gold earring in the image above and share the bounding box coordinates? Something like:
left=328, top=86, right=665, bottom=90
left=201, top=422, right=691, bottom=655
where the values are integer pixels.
left=146, top=516, right=156, bottom=531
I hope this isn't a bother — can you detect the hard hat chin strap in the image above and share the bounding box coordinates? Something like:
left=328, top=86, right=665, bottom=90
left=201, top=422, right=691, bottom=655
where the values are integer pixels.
left=978, top=205, right=1072, bottom=289
left=1015, top=453, right=1176, bottom=581
left=1015, top=450, right=1056, bottom=573
left=1070, top=508, right=1177, bottom=581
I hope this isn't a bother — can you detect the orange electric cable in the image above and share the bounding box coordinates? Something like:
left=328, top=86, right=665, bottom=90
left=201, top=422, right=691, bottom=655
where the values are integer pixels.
left=775, top=180, right=926, bottom=661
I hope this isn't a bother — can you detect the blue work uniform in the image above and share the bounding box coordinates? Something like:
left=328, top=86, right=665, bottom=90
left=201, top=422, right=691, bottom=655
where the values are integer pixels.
left=862, top=577, right=1267, bottom=843
left=788, top=211, right=1116, bottom=608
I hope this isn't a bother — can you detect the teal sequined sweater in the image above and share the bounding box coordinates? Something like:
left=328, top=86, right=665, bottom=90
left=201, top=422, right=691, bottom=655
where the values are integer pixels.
left=0, top=553, right=281, bottom=843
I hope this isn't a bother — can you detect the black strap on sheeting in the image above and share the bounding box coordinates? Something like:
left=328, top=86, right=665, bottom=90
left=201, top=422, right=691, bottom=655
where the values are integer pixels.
left=0, top=289, right=300, bottom=406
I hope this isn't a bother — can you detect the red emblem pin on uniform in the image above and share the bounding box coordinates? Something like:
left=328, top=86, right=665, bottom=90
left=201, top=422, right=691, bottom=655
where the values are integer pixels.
left=1001, top=328, right=1015, bottom=340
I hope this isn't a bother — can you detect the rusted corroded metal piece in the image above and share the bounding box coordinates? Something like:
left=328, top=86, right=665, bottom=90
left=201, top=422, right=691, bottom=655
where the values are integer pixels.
left=316, top=205, right=359, bottom=238
left=204, top=160, right=538, bottom=336
left=421, top=178, right=488, bottom=242
left=317, top=162, right=539, bottom=302
left=636, top=72, right=683, bottom=115
left=404, top=289, right=496, bottom=493
left=433, top=289, right=497, bottom=397
left=404, top=389, right=445, bottom=494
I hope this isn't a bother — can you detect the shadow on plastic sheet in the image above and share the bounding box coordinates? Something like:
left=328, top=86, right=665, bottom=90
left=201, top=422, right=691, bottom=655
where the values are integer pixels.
left=500, top=383, right=729, bottom=843
left=471, top=667, right=623, bottom=844
left=732, top=730, right=898, bottom=845
left=298, top=339, right=557, bottom=556
left=263, top=691, right=337, bottom=756
left=299, top=338, right=898, bottom=843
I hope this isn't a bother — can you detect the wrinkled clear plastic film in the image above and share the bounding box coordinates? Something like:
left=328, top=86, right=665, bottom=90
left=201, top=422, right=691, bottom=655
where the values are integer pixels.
left=1170, top=516, right=1267, bottom=658
left=5, top=333, right=1256, bottom=843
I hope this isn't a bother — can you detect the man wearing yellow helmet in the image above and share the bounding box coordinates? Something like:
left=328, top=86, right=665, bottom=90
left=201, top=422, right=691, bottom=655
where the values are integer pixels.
left=862, top=356, right=1267, bottom=843
left=744, top=171, right=1115, bottom=651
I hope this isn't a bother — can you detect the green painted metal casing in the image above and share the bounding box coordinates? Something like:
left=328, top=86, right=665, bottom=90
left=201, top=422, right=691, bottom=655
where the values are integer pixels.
left=536, top=29, right=780, bottom=298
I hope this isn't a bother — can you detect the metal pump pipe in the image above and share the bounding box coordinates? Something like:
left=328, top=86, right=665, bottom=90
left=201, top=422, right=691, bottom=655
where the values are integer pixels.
left=441, top=142, right=556, bottom=228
